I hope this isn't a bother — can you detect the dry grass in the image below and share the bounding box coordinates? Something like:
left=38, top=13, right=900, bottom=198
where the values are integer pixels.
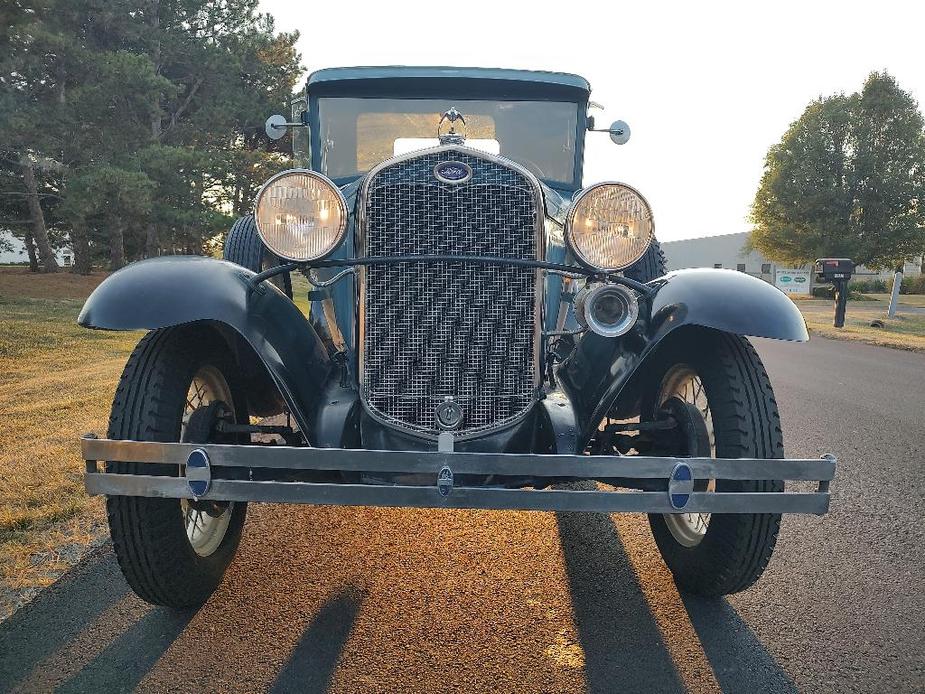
left=0, top=266, right=109, bottom=300
left=0, top=268, right=308, bottom=618
left=796, top=299, right=925, bottom=351
left=865, top=293, right=925, bottom=308
left=0, top=271, right=139, bottom=618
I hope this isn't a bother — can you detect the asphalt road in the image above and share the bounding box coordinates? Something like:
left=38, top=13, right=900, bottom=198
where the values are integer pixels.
left=1, top=336, right=923, bottom=693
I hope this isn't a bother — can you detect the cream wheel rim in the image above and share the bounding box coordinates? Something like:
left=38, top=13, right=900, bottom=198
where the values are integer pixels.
left=658, top=365, right=716, bottom=548
left=180, top=366, right=235, bottom=558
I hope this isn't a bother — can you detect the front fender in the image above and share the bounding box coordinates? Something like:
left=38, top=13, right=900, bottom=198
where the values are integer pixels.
left=648, top=268, right=808, bottom=343
left=559, top=268, right=807, bottom=446
left=78, top=256, right=331, bottom=437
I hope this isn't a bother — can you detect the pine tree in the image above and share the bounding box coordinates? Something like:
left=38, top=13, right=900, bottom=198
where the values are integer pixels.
left=1, top=0, right=302, bottom=273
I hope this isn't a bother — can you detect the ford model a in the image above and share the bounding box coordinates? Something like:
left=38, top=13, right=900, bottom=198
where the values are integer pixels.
left=78, top=67, right=835, bottom=608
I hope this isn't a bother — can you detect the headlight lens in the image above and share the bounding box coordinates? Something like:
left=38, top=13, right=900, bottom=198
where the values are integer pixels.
left=254, top=169, right=347, bottom=262
left=566, top=183, right=654, bottom=271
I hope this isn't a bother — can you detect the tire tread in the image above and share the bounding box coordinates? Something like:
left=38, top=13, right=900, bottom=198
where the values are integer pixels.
left=647, top=328, right=784, bottom=596
left=106, top=326, right=246, bottom=608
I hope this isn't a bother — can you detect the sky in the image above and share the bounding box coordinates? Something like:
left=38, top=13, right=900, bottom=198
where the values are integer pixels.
left=259, top=0, right=925, bottom=243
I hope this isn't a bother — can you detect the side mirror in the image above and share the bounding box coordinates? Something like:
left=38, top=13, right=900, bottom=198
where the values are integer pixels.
left=265, top=112, right=309, bottom=141
left=265, top=114, right=288, bottom=140
left=588, top=119, right=631, bottom=145
left=608, top=120, right=631, bottom=145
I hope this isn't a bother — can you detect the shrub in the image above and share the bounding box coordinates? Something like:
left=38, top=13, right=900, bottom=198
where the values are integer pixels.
left=814, top=285, right=869, bottom=300
left=900, top=274, right=925, bottom=294
left=849, top=277, right=888, bottom=293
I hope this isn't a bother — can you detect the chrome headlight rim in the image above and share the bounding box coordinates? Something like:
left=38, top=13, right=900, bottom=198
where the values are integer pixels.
left=253, top=168, right=349, bottom=263
left=565, top=181, right=655, bottom=273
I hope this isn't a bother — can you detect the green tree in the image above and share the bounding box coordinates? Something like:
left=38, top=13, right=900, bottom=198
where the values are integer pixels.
left=0, top=0, right=69, bottom=272
left=751, top=72, right=925, bottom=270
left=59, top=165, right=153, bottom=271
left=125, top=0, right=301, bottom=257
left=1, top=0, right=302, bottom=273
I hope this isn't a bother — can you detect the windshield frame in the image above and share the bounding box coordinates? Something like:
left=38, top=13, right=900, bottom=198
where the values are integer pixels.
left=307, top=90, right=587, bottom=192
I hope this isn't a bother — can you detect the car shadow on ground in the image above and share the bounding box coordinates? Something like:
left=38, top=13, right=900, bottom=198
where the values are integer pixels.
left=0, top=545, right=198, bottom=693
left=2, top=512, right=796, bottom=693
left=54, top=606, right=194, bottom=693
left=0, top=545, right=130, bottom=688
left=268, top=587, right=364, bottom=693
left=556, top=508, right=797, bottom=693
left=0, top=546, right=364, bottom=694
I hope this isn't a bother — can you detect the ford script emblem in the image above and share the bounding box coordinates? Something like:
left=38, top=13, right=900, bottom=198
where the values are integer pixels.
left=434, top=161, right=472, bottom=184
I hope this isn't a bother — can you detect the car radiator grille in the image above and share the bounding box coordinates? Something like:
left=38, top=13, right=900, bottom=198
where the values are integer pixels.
left=360, top=149, right=541, bottom=438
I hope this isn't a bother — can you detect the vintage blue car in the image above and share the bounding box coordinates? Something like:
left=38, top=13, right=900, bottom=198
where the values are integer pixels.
left=78, top=66, right=835, bottom=608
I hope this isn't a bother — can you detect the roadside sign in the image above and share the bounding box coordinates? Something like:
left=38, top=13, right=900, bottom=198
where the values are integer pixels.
left=775, top=268, right=811, bottom=295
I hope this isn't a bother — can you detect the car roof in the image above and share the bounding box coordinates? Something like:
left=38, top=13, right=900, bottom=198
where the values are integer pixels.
left=306, top=66, right=591, bottom=99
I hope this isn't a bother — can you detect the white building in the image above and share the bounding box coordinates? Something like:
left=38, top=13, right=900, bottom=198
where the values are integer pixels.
left=0, top=230, right=72, bottom=267
left=663, top=232, right=777, bottom=279
left=663, top=231, right=921, bottom=288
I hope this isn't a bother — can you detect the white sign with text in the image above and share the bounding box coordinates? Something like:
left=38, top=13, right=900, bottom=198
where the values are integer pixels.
left=775, top=268, right=812, bottom=295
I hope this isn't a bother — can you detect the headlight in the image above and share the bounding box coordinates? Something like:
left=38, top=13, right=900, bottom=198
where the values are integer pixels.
left=254, top=169, right=347, bottom=262
left=565, top=182, right=654, bottom=271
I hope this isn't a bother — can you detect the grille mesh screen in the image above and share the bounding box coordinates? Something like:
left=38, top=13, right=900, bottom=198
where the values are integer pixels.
left=362, top=150, right=539, bottom=437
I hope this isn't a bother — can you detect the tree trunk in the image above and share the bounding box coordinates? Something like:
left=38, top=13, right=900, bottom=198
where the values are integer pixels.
left=149, top=0, right=162, bottom=139
left=109, top=224, right=126, bottom=270
left=70, top=223, right=92, bottom=275
left=23, top=231, right=39, bottom=272
left=20, top=156, right=59, bottom=273
left=232, top=180, right=243, bottom=217
left=145, top=222, right=159, bottom=257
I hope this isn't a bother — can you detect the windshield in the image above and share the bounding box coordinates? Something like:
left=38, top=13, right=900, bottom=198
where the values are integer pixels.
left=315, top=97, right=581, bottom=185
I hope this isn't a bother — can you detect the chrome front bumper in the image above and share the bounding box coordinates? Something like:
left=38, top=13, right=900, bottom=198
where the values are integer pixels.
left=82, top=436, right=835, bottom=515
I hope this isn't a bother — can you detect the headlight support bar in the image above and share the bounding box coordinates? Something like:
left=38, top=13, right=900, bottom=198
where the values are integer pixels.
left=249, top=255, right=656, bottom=296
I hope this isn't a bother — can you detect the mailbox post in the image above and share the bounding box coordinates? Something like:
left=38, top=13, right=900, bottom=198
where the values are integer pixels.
left=814, top=258, right=854, bottom=328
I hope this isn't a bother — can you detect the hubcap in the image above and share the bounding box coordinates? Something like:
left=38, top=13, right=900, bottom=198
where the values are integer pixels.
left=658, top=365, right=716, bottom=548
left=180, top=366, right=234, bottom=558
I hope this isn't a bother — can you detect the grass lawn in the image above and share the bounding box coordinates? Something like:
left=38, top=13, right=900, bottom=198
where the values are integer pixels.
left=794, top=297, right=925, bottom=351
left=0, top=268, right=141, bottom=618
left=864, top=293, right=925, bottom=308
left=0, top=267, right=312, bottom=619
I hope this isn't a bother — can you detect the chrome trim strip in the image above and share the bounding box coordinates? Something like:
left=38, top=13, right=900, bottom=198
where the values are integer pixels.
left=356, top=144, right=548, bottom=441
left=85, top=473, right=831, bottom=515
left=82, top=437, right=837, bottom=481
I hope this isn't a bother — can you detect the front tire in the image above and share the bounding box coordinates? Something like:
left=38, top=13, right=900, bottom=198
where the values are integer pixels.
left=643, top=328, right=784, bottom=596
left=106, top=326, right=248, bottom=608
left=623, top=238, right=667, bottom=284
